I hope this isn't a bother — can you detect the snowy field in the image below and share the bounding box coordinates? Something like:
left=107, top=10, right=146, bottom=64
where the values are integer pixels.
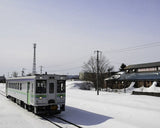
left=1, top=81, right=160, bottom=128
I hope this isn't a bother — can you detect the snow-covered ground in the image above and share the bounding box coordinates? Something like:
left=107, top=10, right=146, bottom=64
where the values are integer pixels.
left=0, top=87, right=56, bottom=128
left=1, top=81, right=160, bottom=128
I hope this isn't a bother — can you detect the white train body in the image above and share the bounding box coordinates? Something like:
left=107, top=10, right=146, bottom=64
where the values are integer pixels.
left=6, top=74, right=66, bottom=114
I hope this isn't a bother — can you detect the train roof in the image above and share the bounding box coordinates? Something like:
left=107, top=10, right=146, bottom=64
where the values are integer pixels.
left=6, top=74, right=66, bottom=81
left=6, top=76, right=36, bottom=81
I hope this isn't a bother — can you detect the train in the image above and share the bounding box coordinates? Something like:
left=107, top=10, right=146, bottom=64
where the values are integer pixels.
left=5, top=74, right=66, bottom=114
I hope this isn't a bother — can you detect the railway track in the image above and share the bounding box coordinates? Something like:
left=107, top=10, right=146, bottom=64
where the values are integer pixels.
left=42, top=116, right=82, bottom=128
left=0, top=89, right=81, bottom=128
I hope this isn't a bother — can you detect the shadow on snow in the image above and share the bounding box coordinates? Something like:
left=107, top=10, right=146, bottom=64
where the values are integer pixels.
left=53, top=106, right=112, bottom=126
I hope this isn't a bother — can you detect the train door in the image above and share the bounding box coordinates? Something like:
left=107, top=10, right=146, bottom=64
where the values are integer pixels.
left=48, top=79, right=56, bottom=104
left=6, top=82, right=8, bottom=96
left=27, top=82, right=30, bottom=104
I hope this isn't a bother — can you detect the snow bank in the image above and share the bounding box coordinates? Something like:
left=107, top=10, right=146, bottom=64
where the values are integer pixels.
left=126, top=82, right=135, bottom=93
left=66, top=80, right=93, bottom=90
left=0, top=83, right=5, bottom=92
left=134, top=81, right=160, bottom=93
left=111, top=82, right=135, bottom=93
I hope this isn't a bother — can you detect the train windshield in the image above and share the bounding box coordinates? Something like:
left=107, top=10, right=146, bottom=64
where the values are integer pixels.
left=57, top=80, right=65, bottom=93
left=36, top=80, right=47, bottom=93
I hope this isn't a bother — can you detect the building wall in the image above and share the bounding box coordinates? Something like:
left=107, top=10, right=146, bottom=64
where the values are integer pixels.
left=105, top=80, right=131, bottom=89
left=105, top=80, right=157, bottom=89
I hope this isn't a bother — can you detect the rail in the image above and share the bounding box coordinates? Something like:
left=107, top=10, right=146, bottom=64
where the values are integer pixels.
left=42, top=116, right=82, bottom=128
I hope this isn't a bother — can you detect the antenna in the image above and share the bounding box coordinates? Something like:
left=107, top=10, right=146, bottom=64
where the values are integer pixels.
left=40, top=66, right=43, bottom=74
left=32, top=43, right=36, bottom=75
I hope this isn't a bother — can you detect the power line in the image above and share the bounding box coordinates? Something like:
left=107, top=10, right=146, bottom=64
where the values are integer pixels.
left=104, top=42, right=160, bottom=53
left=39, top=42, right=160, bottom=74
left=45, top=42, right=160, bottom=72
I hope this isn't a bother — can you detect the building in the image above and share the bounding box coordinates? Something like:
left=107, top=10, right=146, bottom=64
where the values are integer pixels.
left=105, top=61, right=160, bottom=89
left=0, top=76, right=6, bottom=83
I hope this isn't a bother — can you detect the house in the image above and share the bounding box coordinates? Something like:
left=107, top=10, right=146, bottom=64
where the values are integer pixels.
left=105, top=61, right=160, bottom=89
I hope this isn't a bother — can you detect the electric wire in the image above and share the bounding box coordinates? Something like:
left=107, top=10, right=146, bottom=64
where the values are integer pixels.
left=104, top=42, right=160, bottom=53
left=46, top=42, right=160, bottom=72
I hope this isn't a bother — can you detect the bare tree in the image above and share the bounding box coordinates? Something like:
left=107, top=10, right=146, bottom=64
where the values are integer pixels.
left=82, top=55, right=114, bottom=89
left=12, top=71, right=18, bottom=77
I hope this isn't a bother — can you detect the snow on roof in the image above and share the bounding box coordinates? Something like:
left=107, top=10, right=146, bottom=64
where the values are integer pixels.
left=105, top=72, right=125, bottom=80
left=125, top=61, right=160, bottom=69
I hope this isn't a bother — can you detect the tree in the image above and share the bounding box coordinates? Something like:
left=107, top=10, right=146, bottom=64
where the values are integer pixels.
left=119, top=63, right=126, bottom=71
left=12, top=71, right=18, bottom=77
left=82, top=55, right=114, bottom=89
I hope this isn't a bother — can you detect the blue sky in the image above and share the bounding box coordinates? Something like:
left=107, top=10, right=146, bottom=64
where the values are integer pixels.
left=0, top=0, right=160, bottom=76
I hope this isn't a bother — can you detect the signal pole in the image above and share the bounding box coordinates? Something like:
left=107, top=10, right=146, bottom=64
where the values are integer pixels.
left=40, top=66, right=43, bottom=74
left=94, top=50, right=102, bottom=95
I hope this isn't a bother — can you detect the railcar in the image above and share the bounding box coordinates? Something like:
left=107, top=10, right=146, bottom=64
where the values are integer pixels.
left=6, top=74, right=66, bottom=114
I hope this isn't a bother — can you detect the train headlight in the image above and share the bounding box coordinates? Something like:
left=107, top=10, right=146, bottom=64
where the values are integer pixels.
left=39, top=97, right=42, bottom=100
left=60, top=96, right=63, bottom=99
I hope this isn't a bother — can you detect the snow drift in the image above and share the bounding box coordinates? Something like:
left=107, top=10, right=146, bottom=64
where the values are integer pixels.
left=134, top=81, right=160, bottom=93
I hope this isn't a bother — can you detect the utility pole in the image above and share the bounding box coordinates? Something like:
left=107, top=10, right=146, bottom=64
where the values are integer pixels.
left=40, top=66, right=43, bottom=74
left=94, top=50, right=102, bottom=95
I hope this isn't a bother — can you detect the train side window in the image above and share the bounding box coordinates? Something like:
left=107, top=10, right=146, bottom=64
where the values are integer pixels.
left=49, top=83, right=54, bottom=93
left=18, top=83, right=19, bottom=90
left=20, top=83, right=22, bottom=90
left=27, top=82, right=30, bottom=91
left=16, top=83, right=19, bottom=90
left=18, top=83, right=20, bottom=90
left=31, top=83, right=33, bottom=92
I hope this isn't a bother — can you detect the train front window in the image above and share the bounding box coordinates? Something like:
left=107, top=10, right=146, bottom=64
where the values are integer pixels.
left=36, top=80, right=47, bottom=93
left=57, top=80, right=65, bottom=93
